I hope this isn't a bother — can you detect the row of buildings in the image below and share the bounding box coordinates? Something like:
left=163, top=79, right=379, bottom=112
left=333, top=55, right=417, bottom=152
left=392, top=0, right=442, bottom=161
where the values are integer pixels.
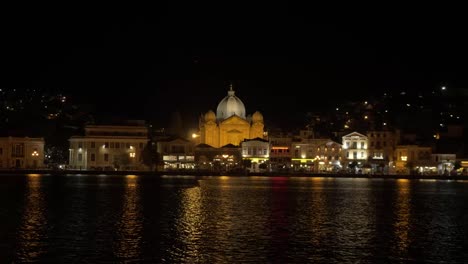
left=1, top=86, right=467, bottom=175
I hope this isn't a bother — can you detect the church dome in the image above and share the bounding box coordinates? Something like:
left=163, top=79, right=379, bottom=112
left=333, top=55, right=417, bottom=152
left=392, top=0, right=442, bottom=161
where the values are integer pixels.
left=216, top=86, right=246, bottom=120
left=252, top=111, right=263, bottom=123
left=204, top=110, right=216, bottom=122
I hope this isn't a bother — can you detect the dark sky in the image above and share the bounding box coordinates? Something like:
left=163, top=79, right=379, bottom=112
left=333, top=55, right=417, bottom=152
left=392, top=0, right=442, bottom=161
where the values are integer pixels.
left=3, top=6, right=468, bottom=129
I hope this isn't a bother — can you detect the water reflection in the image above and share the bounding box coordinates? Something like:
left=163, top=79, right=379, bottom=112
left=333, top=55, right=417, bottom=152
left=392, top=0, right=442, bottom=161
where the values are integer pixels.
left=309, top=177, right=326, bottom=247
left=174, top=186, right=203, bottom=262
left=269, top=177, right=289, bottom=262
left=332, top=179, right=375, bottom=262
left=15, top=174, right=47, bottom=262
left=1, top=175, right=467, bottom=263
left=114, top=175, right=142, bottom=261
left=394, top=179, right=411, bottom=255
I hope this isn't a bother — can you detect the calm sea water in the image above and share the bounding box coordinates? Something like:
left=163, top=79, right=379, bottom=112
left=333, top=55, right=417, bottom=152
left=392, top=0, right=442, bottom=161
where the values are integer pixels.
left=0, top=174, right=467, bottom=263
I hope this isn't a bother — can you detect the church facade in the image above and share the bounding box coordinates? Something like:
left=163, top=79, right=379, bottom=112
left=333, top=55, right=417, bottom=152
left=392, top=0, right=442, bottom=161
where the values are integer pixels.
left=199, top=86, right=265, bottom=148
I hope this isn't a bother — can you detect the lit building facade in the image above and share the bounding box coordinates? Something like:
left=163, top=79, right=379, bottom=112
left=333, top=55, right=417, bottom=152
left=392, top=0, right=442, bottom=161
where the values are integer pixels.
left=432, top=153, right=456, bottom=175
left=241, top=137, right=270, bottom=173
left=342, top=132, right=368, bottom=169
left=0, top=137, right=44, bottom=169
left=291, top=138, right=341, bottom=173
left=199, top=85, right=264, bottom=148
left=269, top=135, right=292, bottom=171
left=157, top=137, right=195, bottom=170
left=395, top=145, right=432, bottom=174
left=316, top=141, right=343, bottom=172
left=68, top=124, right=149, bottom=170
left=194, top=143, right=241, bottom=172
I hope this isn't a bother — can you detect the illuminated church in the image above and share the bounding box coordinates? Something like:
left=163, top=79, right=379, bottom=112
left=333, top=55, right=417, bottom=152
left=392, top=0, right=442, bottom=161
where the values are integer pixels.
left=199, top=85, right=265, bottom=148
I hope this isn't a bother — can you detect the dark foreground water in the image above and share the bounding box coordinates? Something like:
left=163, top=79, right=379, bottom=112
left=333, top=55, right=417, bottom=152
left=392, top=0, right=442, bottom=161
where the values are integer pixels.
left=1, top=174, right=468, bottom=263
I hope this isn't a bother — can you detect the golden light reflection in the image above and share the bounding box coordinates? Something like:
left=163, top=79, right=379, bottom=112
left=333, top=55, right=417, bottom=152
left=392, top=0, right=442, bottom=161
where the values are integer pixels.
left=115, top=175, right=142, bottom=261
left=16, top=174, right=47, bottom=262
left=394, top=179, right=411, bottom=253
left=175, top=186, right=203, bottom=262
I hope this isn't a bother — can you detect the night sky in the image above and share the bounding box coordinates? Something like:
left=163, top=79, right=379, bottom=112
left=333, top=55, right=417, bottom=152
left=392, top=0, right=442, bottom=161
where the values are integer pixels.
left=3, top=7, right=468, bottom=130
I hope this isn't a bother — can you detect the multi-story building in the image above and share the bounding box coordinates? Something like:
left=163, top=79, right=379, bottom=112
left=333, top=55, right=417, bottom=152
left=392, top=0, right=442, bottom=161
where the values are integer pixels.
left=366, top=130, right=399, bottom=173
left=342, top=132, right=368, bottom=171
left=394, top=145, right=432, bottom=174
left=269, top=135, right=292, bottom=171
left=68, top=122, right=149, bottom=170
left=315, top=141, right=343, bottom=172
left=291, top=138, right=330, bottom=172
left=157, top=137, right=195, bottom=170
left=0, top=137, right=44, bottom=169
left=241, top=137, right=270, bottom=173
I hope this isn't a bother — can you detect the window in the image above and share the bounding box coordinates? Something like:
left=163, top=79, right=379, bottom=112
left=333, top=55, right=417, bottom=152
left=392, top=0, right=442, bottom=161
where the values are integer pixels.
left=104, top=142, right=109, bottom=148
left=110, top=142, right=114, bottom=148
left=91, top=153, right=95, bottom=161
left=78, top=142, right=83, bottom=148
left=115, top=142, right=120, bottom=148
left=361, top=152, right=364, bottom=158
left=361, top=142, right=365, bottom=149
left=353, top=152, right=357, bottom=159
left=383, top=142, right=387, bottom=147
left=78, top=153, right=83, bottom=162
left=346, top=151, right=349, bottom=158
left=104, top=153, right=109, bottom=162
left=12, top=144, right=24, bottom=157
left=91, top=142, right=95, bottom=148
left=126, top=143, right=130, bottom=149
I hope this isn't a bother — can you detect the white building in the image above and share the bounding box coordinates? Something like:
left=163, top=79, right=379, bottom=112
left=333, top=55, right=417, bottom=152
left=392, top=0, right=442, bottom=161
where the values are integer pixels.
left=342, top=132, right=368, bottom=170
left=0, top=137, right=44, bottom=169
left=241, top=137, right=270, bottom=173
left=68, top=123, right=149, bottom=170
